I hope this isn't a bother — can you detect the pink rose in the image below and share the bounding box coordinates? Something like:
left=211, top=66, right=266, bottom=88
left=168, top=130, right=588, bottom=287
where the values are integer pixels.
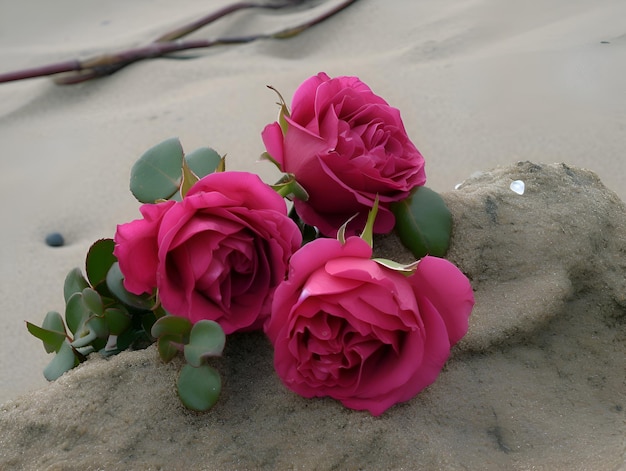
left=262, top=72, right=426, bottom=237
left=265, top=236, right=474, bottom=416
left=114, top=171, right=302, bottom=334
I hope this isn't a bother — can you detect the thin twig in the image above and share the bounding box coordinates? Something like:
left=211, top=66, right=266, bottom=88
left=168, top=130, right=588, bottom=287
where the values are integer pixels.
left=0, top=0, right=282, bottom=84
left=153, top=1, right=285, bottom=42
left=54, top=37, right=263, bottom=85
left=0, top=0, right=358, bottom=85
left=0, top=60, right=82, bottom=83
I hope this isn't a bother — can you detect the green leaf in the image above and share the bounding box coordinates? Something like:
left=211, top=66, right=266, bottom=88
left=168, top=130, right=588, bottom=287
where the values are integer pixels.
left=215, top=155, right=226, bottom=173
left=104, top=306, right=131, bottom=335
left=180, top=157, right=199, bottom=199
left=141, top=311, right=158, bottom=341
left=86, top=315, right=108, bottom=339
left=42, top=311, right=67, bottom=337
left=185, top=147, right=222, bottom=178
left=152, top=305, right=169, bottom=320
left=157, top=334, right=184, bottom=363
left=85, top=239, right=117, bottom=288
left=337, top=214, right=358, bottom=245
left=65, top=292, right=88, bottom=335
left=151, top=315, right=192, bottom=339
left=373, top=258, right=420, bottom=275
left=271, top=174, right=309, bottom=201
left=70, top=310, right=109, bottom=350
left=26, top=319, right=66, bottom=354
left=63, top=268, right=89, bottom=304
left=391, top=186, right=452, bottom=258
left=91, top=336, right=107, bottom=352
left=184, top=320, right=225, bottom=368
left=105, top=262, right=154, bottom=310
left=177, top=364, right=221, bottom=412
left=260, top=151, right=280, bottom=168
left=360, top=195, right=379, bottom=247
left=43, top=340, right=79, bottom=381
left=70, top=328, right=97, bottom=348
left=267, top=85, right=290, bottom=135
left=130, top=137, right=184, bottom=203
left=71, top=307, right=109, bottom=348
left=82, top=287, right=104, bottom=316
left=150, top=314, right=190, bottom=362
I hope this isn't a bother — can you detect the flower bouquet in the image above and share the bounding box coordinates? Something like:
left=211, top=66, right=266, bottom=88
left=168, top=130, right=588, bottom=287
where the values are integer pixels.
left=27, top=72, right=474, bottom=416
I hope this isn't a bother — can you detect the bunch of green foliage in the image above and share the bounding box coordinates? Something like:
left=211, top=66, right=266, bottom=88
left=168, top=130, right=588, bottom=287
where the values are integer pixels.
left=28, top=138, right=226, bottom=411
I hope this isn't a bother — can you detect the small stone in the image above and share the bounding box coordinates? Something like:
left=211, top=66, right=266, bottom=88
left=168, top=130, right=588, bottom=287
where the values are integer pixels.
left=45, top=232, right=65, bottom=247
left=510, top=180, right=525, bottom=195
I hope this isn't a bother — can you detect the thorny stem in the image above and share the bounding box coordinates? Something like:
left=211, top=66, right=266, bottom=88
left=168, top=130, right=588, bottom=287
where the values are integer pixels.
left=0, top=0, right=359, bottom=85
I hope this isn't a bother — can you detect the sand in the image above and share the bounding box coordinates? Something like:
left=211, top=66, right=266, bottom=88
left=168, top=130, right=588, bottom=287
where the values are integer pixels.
left=1, top=0, right=625, bottom=469
left=1, top=162, right=625, bottom=470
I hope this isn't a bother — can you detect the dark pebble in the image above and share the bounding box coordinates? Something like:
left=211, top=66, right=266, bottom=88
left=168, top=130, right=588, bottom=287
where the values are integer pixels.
left=45, top=232, right=65, bottom=247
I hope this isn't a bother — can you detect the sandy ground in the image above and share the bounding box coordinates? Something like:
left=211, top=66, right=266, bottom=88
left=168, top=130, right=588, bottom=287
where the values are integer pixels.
left=0, top=0, right=625, bottom=468
left=1, top=162, right=625, bottom=469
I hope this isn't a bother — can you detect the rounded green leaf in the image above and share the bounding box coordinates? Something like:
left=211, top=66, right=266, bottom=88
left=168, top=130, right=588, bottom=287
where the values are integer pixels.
left=86, top=315, right=108, bottom=339
left=43, top=340, right=79, bottom=381
left=151, top=315, right=192, bottom=339
left=65, top=292, right=88, bottom=335
left=26, top=318, right=66, bottom=354
left=104, top=306, right=131, bottom=335
left=184, top=320, right=225, bottom=368
left=42, top=311, right=67, bottom=336
left=86, top=238, right=117, bottom=288
left=90, top=336, right=107, bottom=352
left=82, top=287, right=104, bottom=316
left=185, top=147, right=222, bottom=179
left=130, top=137, right=184, bottom=203
left=63, top=268, right=89, bottom=304
left=71, top=328, right=97, bottom=348
left=105, top=262, right=154, bottom=310
left=152, top=305, right=169, bottom=320
left=157, top=334, right=184, bottom=363
left=177, top=364, right=221, bottom=412
left=391, top=186, right=452, bottom=258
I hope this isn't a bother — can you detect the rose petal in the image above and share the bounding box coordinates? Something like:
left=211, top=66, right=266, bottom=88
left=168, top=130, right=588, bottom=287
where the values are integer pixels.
left=410, top=256, right=474, bottom=345
left=261, top=122, right=286, bottom=169
left=339, top=295, right=451, bottom=416
left=187, top=171, right=289, bottom=216
left=114, top=200, right=175, bottom=294
left=290, top=72, right=329, bottom=127
left=286, top=237, right=372, bottom=288
left=302, top=267, right=363, bottom=298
